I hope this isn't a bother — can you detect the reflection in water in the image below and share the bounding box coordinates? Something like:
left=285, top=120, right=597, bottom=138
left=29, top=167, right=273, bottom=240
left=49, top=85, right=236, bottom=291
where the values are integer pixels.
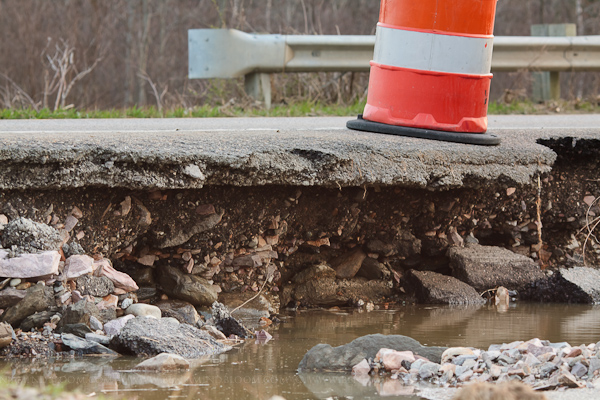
left=1, top=303, right=600, bottom=400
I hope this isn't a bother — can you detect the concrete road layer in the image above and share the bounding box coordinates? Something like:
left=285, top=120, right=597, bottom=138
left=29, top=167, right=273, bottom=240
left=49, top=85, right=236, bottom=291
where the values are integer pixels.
left=0, top=115, right=598, bottom=190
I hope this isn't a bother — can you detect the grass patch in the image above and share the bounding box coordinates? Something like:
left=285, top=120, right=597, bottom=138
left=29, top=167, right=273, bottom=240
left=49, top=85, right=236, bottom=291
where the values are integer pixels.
left=1, top=99, right=599, bottom=119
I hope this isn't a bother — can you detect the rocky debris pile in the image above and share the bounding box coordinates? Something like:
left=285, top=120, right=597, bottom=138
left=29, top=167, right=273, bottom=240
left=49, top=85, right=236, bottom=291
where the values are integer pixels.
left=298, top=334, right=447, bottom=372
left=349, top=338, right=600, bottom=392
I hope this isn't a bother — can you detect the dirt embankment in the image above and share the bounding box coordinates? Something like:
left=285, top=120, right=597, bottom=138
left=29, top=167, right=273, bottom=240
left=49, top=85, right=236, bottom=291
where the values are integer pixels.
left=0, top=136, right=596, bottom=310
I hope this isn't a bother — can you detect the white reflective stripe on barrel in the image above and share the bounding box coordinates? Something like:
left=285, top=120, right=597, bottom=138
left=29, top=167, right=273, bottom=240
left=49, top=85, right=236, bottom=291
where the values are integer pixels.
left=373, top=25, right=494, bottom=76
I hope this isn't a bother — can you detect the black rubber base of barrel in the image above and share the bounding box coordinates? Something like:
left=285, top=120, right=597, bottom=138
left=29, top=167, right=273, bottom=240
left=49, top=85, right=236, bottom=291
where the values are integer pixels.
left=346, top=115, right=501, bottom=146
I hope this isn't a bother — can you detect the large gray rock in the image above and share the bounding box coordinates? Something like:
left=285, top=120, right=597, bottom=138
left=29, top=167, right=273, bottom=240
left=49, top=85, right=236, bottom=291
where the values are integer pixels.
left=522, top=267, right=600, bottom=304
left=405, top=270, right=485, bottom=305
left=298, top=334, right=447, bottom=372
left=449, top=244, right=545, bottom=291
left=0, top=283, right=55, bottom=327
left=110, top=316, right=231, bottom=358
left=2, top=217, right=66, bottom=256
left=157, top=265, right=218, bottom=307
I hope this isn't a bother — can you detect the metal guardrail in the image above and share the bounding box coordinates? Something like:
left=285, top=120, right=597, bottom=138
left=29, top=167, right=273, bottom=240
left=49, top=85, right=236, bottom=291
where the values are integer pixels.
left=188, top=29, right=600, bottom=106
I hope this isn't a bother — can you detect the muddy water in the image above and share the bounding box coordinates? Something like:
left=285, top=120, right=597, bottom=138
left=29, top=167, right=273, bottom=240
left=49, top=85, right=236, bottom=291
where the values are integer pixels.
left=3, top=303, right=600, bottom=400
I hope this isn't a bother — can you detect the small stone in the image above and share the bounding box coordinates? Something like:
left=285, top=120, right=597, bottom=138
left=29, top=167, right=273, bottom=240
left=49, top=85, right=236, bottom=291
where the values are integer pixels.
left=571, top=362, right=588, bottom=378
left=71, top=290, right=83, bottom=303
left=120, top=196, right=132, bottom=216
left=97, top=294, right=118, bottom=310
left=135, top=352, right=190, bottom=371
left=85, top=332, right=110, bottom=346
left=457, top=369, right=474, bottom=382
left=64, top=215, right=79, bottom=232
left=103, top=314, right=135, bottom=336
left=94, top=259, right=139, bottom=292
left=63, top=255, right=94, bottom=279
left=330, top=248, right=367, bottom=279
left=0, top=322, right=14, bottom=348
left=58, top=291, right=72, bottom=305
left=507, top=187, right=516, bottom=196
left=584, top=195, right=596, bottom=207
left=202, top=324, right=227, bottom=340
left=89, top=316, right=103, bottom=331
left=376, top=348, right=416, bottom=371
left=558, top=370, right=584, bottom=388
left=137, top=255, right=157, bottom=267
left=15, top=282, right=32, bottom=290
left=449, top=231, right=464, bottom=247
left=490, top=365, right=503, bottom=378
left=352, top=359, right=371, bottom=376
left=183, top=164, right=205, bottom=180
left=566, top=348, right=583, bottom=358
left=9, top=279, right=21, bottom=287
left=125, top=303, right=161, bottom=319
left=76, top=275, right=114, bottom=297
left=71, top=207, right=83, bottom=219
left=121, top=298, right=133, bottom=309
left=442, top=347, right=475, bottom=364
left=419, top=362, right=441, bottom=379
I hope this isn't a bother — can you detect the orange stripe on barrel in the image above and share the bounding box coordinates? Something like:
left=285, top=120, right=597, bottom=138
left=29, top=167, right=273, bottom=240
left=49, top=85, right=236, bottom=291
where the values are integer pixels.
left=379, top=0, right=497, bottom=36
left=363, top=62, right=491, bottom=133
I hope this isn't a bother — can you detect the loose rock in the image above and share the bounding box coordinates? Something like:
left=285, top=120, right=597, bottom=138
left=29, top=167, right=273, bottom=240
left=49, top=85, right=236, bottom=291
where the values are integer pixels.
left=0, top=322, right=14, bottom=348
left=405, top=270, right=485, bottom=305
left=0, top=251, right=61, bottom=279
left=211, top=302, right=252, bottom=338
left=330, top=248, right=367, bottom=279
left=0, top=283, right=55, bottom=327
left=110, top=316, right=231, bottom=358
left=104, top=314, right=135, bottom=336
left=157, top=265, right=218, bottom=307
left=298, top=334, right=447, bottom=371
left=125, top=303, right=162, bottom=319
left=60, top=333, right=118, bottom=356
left=76, top=275, right=114, bottom=297
left=156, top=300, right=199, bottom=325
left=449, top=244, right=545, bottom=291
left=63, top=255, right=94, bottom=279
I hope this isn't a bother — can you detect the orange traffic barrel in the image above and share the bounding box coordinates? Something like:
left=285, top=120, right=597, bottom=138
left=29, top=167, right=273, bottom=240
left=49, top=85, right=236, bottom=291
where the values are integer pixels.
left=347, top=0, right=501, bottom=145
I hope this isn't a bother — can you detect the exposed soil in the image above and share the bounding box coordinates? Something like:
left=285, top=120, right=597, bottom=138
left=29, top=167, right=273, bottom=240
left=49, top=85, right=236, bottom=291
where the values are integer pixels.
left=0, top=137, right=597, bottom=308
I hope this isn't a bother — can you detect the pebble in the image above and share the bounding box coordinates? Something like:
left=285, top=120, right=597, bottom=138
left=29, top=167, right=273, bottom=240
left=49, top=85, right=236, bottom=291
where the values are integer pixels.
left=9, top=279, right=21, bottom=287
left=121, top=298, right=133, bottom=309
left=89, top=316, right=103, bottom=331
left=125, top=303, right=161, bottom=319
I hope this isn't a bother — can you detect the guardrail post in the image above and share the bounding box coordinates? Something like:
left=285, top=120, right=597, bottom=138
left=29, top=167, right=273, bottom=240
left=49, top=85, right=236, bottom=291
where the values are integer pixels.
left=244, top=72, right=272, bottom=109
left=530, top=24, right=576, bottom=102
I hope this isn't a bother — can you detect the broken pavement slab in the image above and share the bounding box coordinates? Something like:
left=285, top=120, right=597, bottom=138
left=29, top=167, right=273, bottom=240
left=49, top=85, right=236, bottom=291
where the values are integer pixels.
left=3, top=115, right=599, bottom=191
